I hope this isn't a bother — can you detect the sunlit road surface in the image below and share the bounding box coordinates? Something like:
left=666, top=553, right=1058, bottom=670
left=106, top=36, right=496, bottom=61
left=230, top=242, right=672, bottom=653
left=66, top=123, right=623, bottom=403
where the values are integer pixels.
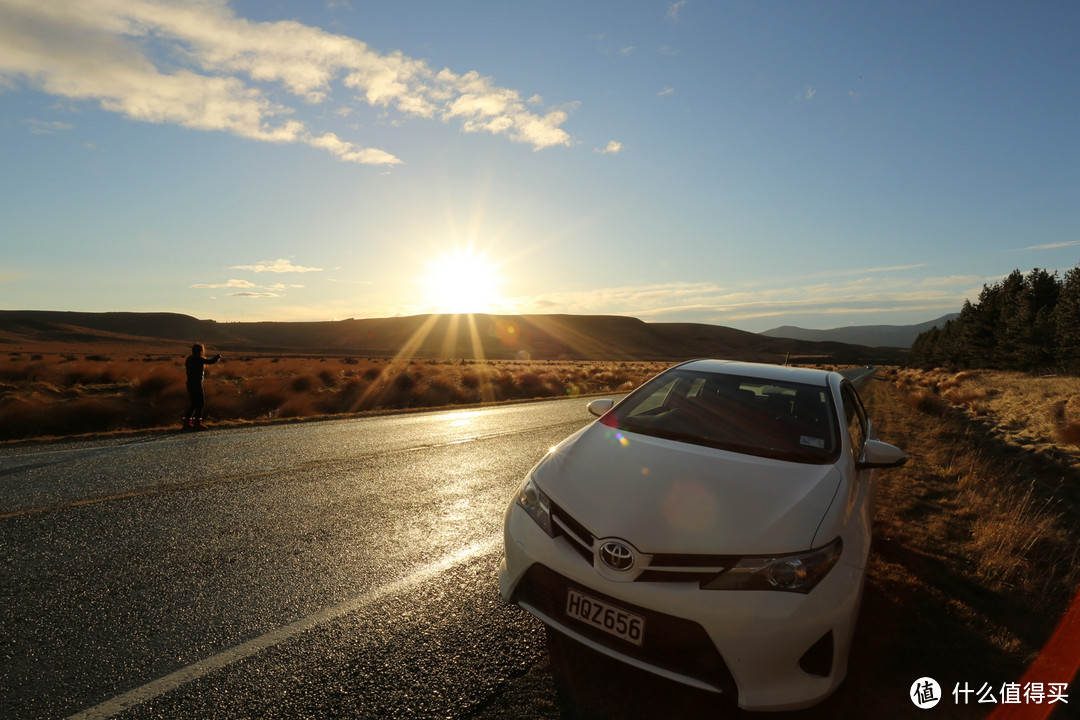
left=0, top=398, right=601, bottom=720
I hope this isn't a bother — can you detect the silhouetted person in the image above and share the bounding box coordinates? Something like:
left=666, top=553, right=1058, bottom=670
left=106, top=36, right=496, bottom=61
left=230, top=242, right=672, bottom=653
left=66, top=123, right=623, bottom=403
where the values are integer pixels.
left=183, top=343, right=221, bottom=430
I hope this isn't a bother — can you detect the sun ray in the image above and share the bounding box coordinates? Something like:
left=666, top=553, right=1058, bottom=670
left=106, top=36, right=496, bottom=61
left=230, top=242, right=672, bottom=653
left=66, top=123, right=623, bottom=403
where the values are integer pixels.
left=347, top=314, right=442, bottom=412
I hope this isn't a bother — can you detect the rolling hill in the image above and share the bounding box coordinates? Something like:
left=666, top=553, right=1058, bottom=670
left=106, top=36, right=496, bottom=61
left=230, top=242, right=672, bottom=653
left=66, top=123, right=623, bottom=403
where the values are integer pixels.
left=762, top=314, right=958, bottom=348
left=0, top=310, right=908, bottom=365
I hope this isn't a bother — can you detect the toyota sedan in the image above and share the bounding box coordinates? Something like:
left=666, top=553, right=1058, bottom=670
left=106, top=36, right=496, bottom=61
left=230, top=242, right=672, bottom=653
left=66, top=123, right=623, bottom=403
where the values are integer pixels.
left=498, top=359, right=906, bottom=711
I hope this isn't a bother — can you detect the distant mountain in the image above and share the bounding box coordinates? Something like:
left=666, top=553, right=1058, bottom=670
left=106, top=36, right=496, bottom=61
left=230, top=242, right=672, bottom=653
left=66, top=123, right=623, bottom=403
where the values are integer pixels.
left=0, top=310, right=909, bottom=365
left=761, top=314, right=959, bottom=349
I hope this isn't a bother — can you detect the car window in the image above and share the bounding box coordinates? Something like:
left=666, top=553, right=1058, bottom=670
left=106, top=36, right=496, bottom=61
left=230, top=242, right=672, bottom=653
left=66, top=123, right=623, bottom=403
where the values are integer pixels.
left=840, top=382, right=867, bottom=455
left=629, top=374, right=679, bottom=415
left=612, top=369, right=839, bottom=463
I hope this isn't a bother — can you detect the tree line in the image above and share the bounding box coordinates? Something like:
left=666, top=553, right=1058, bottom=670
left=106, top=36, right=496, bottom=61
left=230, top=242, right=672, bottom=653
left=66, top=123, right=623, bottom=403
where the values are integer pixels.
left=908, top=266, right=1080, bottom=373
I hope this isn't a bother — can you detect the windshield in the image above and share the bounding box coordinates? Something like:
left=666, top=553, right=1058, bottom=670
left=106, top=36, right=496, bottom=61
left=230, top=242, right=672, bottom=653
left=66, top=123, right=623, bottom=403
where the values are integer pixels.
left=605, top=369, right=839, bottom=464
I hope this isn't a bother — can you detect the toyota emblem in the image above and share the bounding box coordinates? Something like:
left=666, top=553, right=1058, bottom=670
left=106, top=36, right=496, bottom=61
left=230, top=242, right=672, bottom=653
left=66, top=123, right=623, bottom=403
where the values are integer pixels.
left=599, top=541, right=635, bottom=572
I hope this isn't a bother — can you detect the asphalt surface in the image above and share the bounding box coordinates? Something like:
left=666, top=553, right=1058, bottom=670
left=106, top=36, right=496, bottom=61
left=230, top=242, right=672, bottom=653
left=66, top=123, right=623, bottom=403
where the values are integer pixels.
left=1, top=369, right=878, bottom=720
left=0, top=399, right=603, bottom=720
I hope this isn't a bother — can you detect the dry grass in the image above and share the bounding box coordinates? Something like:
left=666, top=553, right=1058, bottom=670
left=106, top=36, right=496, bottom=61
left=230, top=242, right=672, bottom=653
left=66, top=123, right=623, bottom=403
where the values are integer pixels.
left=777, top=371, right=1080, bottom=719
left=892, top=366, right=1080, bottom=461
left=0, top=351, right=673, bottom=441
left=883, top=367, right=1080, bottom=596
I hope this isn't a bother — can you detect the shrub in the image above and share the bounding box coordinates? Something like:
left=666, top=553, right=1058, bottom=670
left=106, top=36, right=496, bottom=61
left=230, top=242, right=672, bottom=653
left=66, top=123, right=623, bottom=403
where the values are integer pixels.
left=64, top=396, right=131, bottom=434
left=290, top=375, right=315, bottom=393
left=0, top=397, right=44, bottom=439
left=251, top=388, right=288, bottom=417
left=277, top=395, right=317, bottom=418
left=392, top=371, right=417, bottom=392
left=419, top=375, right=452, bottom=406
left=133, top=368, right=183, bottom=399
left=905, top=389, right=950, bottom=417
left=1053, top=423, right=1080, bottom=446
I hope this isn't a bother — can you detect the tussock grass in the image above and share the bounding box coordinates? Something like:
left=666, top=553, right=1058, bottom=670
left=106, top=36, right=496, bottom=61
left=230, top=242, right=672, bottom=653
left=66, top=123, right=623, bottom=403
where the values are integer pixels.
left=795, top=373, right=1080, bottom=719
left=0, top=352, right=674, bottom=441
left=885, top=367, right=1080, bottom=599
left=895, top=366, right=1080, bottom=460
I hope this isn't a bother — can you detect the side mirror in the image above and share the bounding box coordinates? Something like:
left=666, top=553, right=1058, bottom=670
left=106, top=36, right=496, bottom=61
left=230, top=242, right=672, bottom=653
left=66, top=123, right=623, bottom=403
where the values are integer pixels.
left=857, top=439, right=908, bottom=470
left=587, top=398, right=615, bottom=417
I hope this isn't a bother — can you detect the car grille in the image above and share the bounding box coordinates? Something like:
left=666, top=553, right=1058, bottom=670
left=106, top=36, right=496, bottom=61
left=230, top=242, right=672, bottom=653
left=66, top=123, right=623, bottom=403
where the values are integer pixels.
left=513, top=563, right=738, bottom=698
left=549, top=501, right=737, bottom=584
left=550, top=502, right=595, bottom=564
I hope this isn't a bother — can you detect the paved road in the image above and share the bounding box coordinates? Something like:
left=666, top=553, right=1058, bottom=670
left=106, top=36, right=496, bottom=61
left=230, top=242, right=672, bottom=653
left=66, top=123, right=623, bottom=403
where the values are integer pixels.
left=0, top=399, right=603, bottom=720
left=1, top=369, right=879, bottom=720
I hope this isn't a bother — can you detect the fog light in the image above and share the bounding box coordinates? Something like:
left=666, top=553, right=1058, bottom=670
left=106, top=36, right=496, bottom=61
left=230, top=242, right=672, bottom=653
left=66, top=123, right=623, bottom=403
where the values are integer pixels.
left=799, top=630, right=834, bottom=677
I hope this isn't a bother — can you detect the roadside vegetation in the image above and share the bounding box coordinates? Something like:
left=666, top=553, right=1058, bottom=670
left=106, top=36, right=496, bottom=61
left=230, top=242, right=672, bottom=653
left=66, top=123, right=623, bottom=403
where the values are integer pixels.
left=0, top=351, right=673, bottom=441
left=832, top=368, right=1080, bottom=718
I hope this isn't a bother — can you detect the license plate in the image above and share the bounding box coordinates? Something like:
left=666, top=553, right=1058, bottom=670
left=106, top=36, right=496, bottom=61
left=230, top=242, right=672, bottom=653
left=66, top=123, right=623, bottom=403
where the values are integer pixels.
left=565, top=588, right=645, bottom=646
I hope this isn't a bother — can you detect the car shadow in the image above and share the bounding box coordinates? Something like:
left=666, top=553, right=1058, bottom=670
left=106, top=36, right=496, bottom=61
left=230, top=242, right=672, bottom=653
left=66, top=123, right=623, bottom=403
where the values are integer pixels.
left=544, top=628, right=744, bottom=720
left=542, top=560, right=1071, bottom=720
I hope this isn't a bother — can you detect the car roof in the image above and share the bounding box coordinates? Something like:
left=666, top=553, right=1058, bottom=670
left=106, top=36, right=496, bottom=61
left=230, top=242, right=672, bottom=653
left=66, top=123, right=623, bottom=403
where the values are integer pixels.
left=674, top=359, right=836, bottom=387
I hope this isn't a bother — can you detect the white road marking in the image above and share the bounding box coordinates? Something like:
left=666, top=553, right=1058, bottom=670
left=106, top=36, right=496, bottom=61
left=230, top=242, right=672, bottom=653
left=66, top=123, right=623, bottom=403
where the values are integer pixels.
left=66, top=537, right=501, bottom=720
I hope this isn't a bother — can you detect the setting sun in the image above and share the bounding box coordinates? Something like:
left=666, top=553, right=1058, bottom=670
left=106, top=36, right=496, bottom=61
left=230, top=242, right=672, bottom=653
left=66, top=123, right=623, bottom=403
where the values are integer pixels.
left=419, top=246, right=505, bottom=314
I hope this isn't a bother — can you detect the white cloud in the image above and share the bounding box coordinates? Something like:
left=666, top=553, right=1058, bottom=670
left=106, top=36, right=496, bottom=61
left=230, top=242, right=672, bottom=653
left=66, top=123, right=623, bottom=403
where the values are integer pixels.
left=1015, top=240, right=1080, bottom=251
left=229, top=258, right=323, bottom=273
left=510, top=272, right=975, bottom=328
left=657, top=87, right=675, bottom=97
left=25, top=119, right=73, bottom=134
left=0, top=0, right=575, bottom=164
left=437, top=69, right=573, bottom=149
left=666, top=1, right=688, bottom=22
left=596, top=140, right=623, bottom=154
left=307, top=131, right=400, bottom=165
left=817, top=263, right=927, bottom=277
left=803, top=86, right=816, bottom=101
left=230, top=291, right=280, bottom=297
left=191, top=278, right=256, bottom=289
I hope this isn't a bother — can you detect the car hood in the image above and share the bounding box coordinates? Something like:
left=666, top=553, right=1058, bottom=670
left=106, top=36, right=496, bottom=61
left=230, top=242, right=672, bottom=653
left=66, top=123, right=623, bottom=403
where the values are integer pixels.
left=534, top=423, right=842, bottom=555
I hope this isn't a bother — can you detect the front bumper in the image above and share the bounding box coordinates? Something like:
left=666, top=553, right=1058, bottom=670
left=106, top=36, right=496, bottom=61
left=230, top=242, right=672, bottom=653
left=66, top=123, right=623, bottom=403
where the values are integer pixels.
left=499, top=503, right=865, bottom=711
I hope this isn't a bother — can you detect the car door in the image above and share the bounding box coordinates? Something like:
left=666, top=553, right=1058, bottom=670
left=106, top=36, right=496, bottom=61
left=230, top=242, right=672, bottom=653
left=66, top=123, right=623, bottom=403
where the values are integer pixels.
left=839, top=380, right=876, bottom=567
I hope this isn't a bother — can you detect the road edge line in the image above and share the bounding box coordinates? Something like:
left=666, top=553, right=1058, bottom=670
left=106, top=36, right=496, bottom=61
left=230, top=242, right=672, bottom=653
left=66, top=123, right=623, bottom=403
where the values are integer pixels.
left=65, top=537, right=500, bottom=720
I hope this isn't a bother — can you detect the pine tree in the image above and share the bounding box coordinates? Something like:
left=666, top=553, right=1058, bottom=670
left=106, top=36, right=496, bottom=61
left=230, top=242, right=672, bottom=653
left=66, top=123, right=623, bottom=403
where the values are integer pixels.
left=1053, top=266, right=1080, bottom=373
left=1019, top=268, right=1059, bottom=370
left=907, top=265, right=1080, bottom=374
left=997, top=270, right=1028, bottom=369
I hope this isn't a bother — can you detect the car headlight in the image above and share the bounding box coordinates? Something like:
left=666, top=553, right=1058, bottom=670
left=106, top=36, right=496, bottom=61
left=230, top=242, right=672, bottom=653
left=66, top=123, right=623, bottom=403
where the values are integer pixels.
left=702, top=537, right=843, bottom=594
left=515, top=476, right=555, bottom=537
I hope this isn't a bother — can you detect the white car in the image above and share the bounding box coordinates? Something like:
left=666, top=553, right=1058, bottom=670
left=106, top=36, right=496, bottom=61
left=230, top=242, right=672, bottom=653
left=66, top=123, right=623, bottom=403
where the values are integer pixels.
left=499, top=359, right=906, bottom=711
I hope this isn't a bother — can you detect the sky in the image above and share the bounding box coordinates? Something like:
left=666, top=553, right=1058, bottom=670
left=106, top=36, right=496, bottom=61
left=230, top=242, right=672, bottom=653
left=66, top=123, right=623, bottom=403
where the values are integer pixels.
left=1, top=0, right=1077, bottom=333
